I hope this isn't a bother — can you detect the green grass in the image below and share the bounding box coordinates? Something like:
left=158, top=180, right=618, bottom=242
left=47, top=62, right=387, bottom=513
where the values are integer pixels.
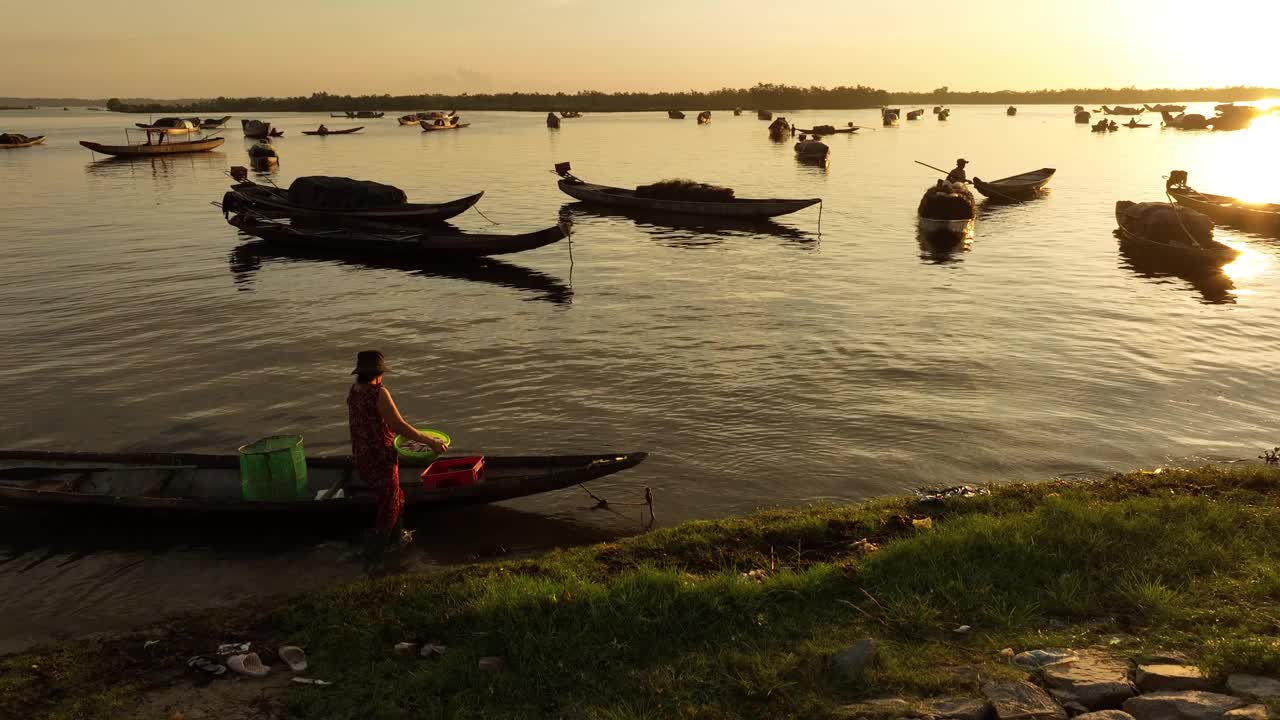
left=7, top=466, right=1280, bottom=719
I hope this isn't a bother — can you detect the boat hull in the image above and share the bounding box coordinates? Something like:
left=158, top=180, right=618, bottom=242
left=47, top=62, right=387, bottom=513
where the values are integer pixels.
left=420, top=122, right=470, bottom=132
left=918, top=216, right=975, bottom=239
left=302, top=127, right=363, bottom=135
left=1114, top=201, right=1239, bottom=266
left=228, top=214, right=567, bottom=258
left=0, top=449, right=647, bottom=524
left=223, top=182, right=484, bottom=226
left=0, top=135, right=46, bottom=149
left=557, top=179, right=820, bottom=219
left=1169, top=188, right=1280, bottom=232
left=79, top=137, right=226, bottom=157
left=972, top=168, right=1056, bottom=200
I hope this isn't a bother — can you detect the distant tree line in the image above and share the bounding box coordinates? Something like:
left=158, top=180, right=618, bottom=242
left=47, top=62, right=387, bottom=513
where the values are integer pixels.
left=102, top=84, right=1280, bottom=114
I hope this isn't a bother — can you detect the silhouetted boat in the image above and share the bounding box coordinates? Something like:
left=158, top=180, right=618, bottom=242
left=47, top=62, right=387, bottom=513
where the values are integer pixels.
left=554, top=164, right=820, bottom=219
left=242, top=119, right=272, bottom=138
left=1101, top=105, right=1143, bottom=116
left=420, top=119, right=468, bottom=132
left=1007, top=106, right=1017, bottom=116
left=906, top=109, right=925, bottom=120
left=697, top=111, right=711, bottom=124
left=1144, top=104, right=1186, bottom=113
left=1075, top=111, right=1092, bottom=124
left=882, top=108, right=900, bottom=127
left=757, top=110, right=772, bottom=120
left=546, top=112, right=561, bottom=129
left=972, top=168, right=1056, bottom=200
left=80, top=136, right=225, bottom=157
left=1167, top=171, right=1280, bottom=232
left=0, top=449, right=647, bottom=524
left=222, top=177, right=483, bottom=227
left=199, top=115, right=232, bottom=129
left=1114, top=200, right=1239, bottom=266
left=227, top=214, right=565, bottom=258
left=0, top=133, right=46, bottom=149
left=302, top=126, right=363, bottom=135
left=667, top=110, right=685, bottom=119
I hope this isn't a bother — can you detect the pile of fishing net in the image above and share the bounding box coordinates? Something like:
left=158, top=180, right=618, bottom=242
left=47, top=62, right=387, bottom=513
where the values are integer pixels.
left=287, top=176, right=407, bottom=209
left=635, top=179, right=735, bottom=202
left=918, top=181, right=976, bottom=220
left=811, top=125, right=836, bottom=134
left=1119, top=202, right=1213, bottom=245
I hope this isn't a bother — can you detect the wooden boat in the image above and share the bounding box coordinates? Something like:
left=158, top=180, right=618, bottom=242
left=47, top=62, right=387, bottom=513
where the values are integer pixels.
left=554, top=164, right=820, bottom=219
left=398, top=115, right=422, bottom=126
left=1167, top=172, right=1280, bottom=231
left=972, top=168, right=1056, bottom=200
left=1144, top=104, right=1186, bottom=113
left=420, top=120, right=468, bottom=132
left=1115, top=200, right=1239, bottom=266
left=733, top=108, right=743, bottom=116
left=1073, top=105, right=1085, bottom=113
left=268, top=129, right=284, bottom=138
left=560, top=111, right=582, bottom=118
left=1160, top=111, right=1208, bottom=130
left=80, top=136, right=225, bottom=157
left=242, top=119, right=272, bottom=138
left=200, top=115, right=232, bottom=129
left=1101, top=105, right=1143, bottom=116
left=1124, top=121, right=1152, bottom=128
left=1007, top=106, right=1017, bottom=116
left=937, top=109, right=950, bottom=121
left=794, top=138, right=829, bottom=161
left=134, top=117, right=198, bottom=135
left=697, top=111, right=711, bottom=124
left=222, top=178, right=484, bottom=226
left=0, top=134, right=46, bottom=149
left=918, top=182, right=976, bottom=241
left=906, top=109, right=924, bottom=120
left=302, top=126, right=364, bottom=135
left=796, top=125, right=856, bottom=135
left=1075, top=111, right=1092, bottom=124
left=342, top=111, right=384, bottom=119
left=227, top=213, right=566, bottom=257
left=882, top=108, right=900, bottom=127
left=667, top=110, right=685, bottom=120
left=247, top=142, right=279, bottom=172
left=546, top=112, right=561, bottom=129
left=0, top=449, right=647, bottom=523
left=757, top=110, right=772, bottom=121
left=767, top=117, right=791, bottom=140
left=933, top=106, right=943, bottom=114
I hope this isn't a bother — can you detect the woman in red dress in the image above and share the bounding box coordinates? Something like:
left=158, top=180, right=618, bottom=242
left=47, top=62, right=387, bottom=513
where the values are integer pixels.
left=347, top=351, right=447, bottom=534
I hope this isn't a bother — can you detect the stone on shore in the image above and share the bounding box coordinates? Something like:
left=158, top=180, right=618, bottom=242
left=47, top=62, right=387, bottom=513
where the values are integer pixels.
left=924, top=696, right=991, bottom=720
left=983, top=681, right=1068, bottom=720
left=833, top=638, right=879, bottom=681
left=1135, top=665, right=1212, bottom=693
left=1123, top=691, right=1246, bottom=720
left=1226, top=675, right=1280, bottom=700
left=1042, top=652, right=1136, bottom=710
left=1075, top=712, right=1137, bottom=720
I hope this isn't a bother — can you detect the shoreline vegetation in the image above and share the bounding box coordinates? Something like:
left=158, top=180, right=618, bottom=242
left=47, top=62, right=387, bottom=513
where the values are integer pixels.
left=2, top=84, right=1276, bottom=114
left=5, top=464, right=1280, bottom=718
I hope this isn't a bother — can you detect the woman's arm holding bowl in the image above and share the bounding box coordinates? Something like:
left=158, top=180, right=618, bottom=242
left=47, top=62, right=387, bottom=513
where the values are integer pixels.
left=377, top=387, right=448, bottom=453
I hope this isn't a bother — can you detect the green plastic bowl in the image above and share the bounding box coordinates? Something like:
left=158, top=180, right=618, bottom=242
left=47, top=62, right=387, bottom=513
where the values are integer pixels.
left=393, top=430, right=451, bottom=461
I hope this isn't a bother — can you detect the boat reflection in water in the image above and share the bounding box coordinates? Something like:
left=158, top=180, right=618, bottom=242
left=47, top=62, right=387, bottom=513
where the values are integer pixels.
left=916, top=226, right=972, bottom=264
left=84, top=151, right=229, bottom=179
left=1115, top=231, right=1244, bottom=304
left=228, top=240, right=573, bottom=306
left=558, top=202, right=818, bottom=250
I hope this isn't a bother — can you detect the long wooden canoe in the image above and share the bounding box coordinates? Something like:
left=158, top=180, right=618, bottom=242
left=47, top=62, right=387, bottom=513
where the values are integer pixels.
left=1168, top=186, right=1280, bottom=232
left=0, top=135, right=46, bottom=149
left=222, top=180, right=483, bottom=226
left=135, top=118, right=198, bottom=135
left=228, top=213, right=567, bottom=257
left=1114, top=201, right=1240, bottom=266
left=556, top=174, right=820, bottom=219
left=79, top=136, right=225, bottom=157
left=420, top=121, right=469, bottom=132
left=302, top=126, right=364, bottom=135
left=0, top=449, right=647, bottom=523
left=972, top=168, right=1056, bottom=200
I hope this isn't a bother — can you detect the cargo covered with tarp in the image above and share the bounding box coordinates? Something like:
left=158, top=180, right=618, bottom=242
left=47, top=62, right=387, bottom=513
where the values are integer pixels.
left=286, top=176, right=408, bottom=210
left=1119, top=202, right=1213, bottom=245
left=0, top=133, right=32, bottom=144
left=635, top=179, right=735, bottom=202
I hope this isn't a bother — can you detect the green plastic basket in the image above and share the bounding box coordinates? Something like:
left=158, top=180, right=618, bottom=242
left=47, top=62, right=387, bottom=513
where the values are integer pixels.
left=393, top=430, right=451, bottom=462
left=238, top=435, right=308, bottom=501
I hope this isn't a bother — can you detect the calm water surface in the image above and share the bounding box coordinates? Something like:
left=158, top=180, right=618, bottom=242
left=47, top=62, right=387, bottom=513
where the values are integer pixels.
left=2, top=104, right=1278, bottom=652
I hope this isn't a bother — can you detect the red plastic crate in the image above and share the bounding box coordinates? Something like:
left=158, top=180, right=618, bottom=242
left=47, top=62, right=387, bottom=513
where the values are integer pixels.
left=421, top=456, right=485, bottom=489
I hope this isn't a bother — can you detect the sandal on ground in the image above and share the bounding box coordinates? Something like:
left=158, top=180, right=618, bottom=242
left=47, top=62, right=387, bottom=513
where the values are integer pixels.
left=186, top=655, right=227, bottom=676
left=226, top=652, right=271, bottom=678
left=278, top=646, right=308, bottom=672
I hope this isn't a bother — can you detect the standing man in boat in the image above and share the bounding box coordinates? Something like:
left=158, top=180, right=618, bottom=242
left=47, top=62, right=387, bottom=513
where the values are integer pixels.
left=946, top=159, right=970, bottom=184
left=347, top=351, right=448, bottom=542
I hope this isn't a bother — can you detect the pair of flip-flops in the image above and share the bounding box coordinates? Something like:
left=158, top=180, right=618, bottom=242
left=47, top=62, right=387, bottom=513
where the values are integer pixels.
left=192, top=645, right=307, bottom=679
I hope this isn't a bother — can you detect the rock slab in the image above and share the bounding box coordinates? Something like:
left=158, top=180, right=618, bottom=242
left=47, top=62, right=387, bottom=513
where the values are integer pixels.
left=983, top=681, right=1068, bottom=720
left=1123, top=691, right=1246, bottom=720
left=1135, top=665, right=1212, bottom=693
left=925, top=697, right=991, bottom=720
left=1075, top=712, right=1137, bottom=720
left=1224, top=706, right=1271, bottom=720
left=833, top=638, right=879, bottom=681
left=1043, top=653, right=1137, bottom=710
left=1227, top=675, right=1280, bottom=701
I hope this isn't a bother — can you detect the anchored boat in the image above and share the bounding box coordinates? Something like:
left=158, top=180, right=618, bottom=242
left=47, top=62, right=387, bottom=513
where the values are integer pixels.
left=553, top=163, right=820, bottom=219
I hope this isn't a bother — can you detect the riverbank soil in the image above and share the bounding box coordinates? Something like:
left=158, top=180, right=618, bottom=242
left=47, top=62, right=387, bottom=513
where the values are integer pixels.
left=5, top=465, right=1280, bottom=719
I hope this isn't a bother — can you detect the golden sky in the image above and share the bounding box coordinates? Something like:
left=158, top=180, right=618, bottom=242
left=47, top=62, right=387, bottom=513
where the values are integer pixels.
left=2, top=0, right=1276, bottom=97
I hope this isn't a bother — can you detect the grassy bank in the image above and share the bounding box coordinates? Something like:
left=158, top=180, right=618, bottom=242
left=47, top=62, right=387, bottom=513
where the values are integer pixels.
left=6, top=465, right=1280, bottom=719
